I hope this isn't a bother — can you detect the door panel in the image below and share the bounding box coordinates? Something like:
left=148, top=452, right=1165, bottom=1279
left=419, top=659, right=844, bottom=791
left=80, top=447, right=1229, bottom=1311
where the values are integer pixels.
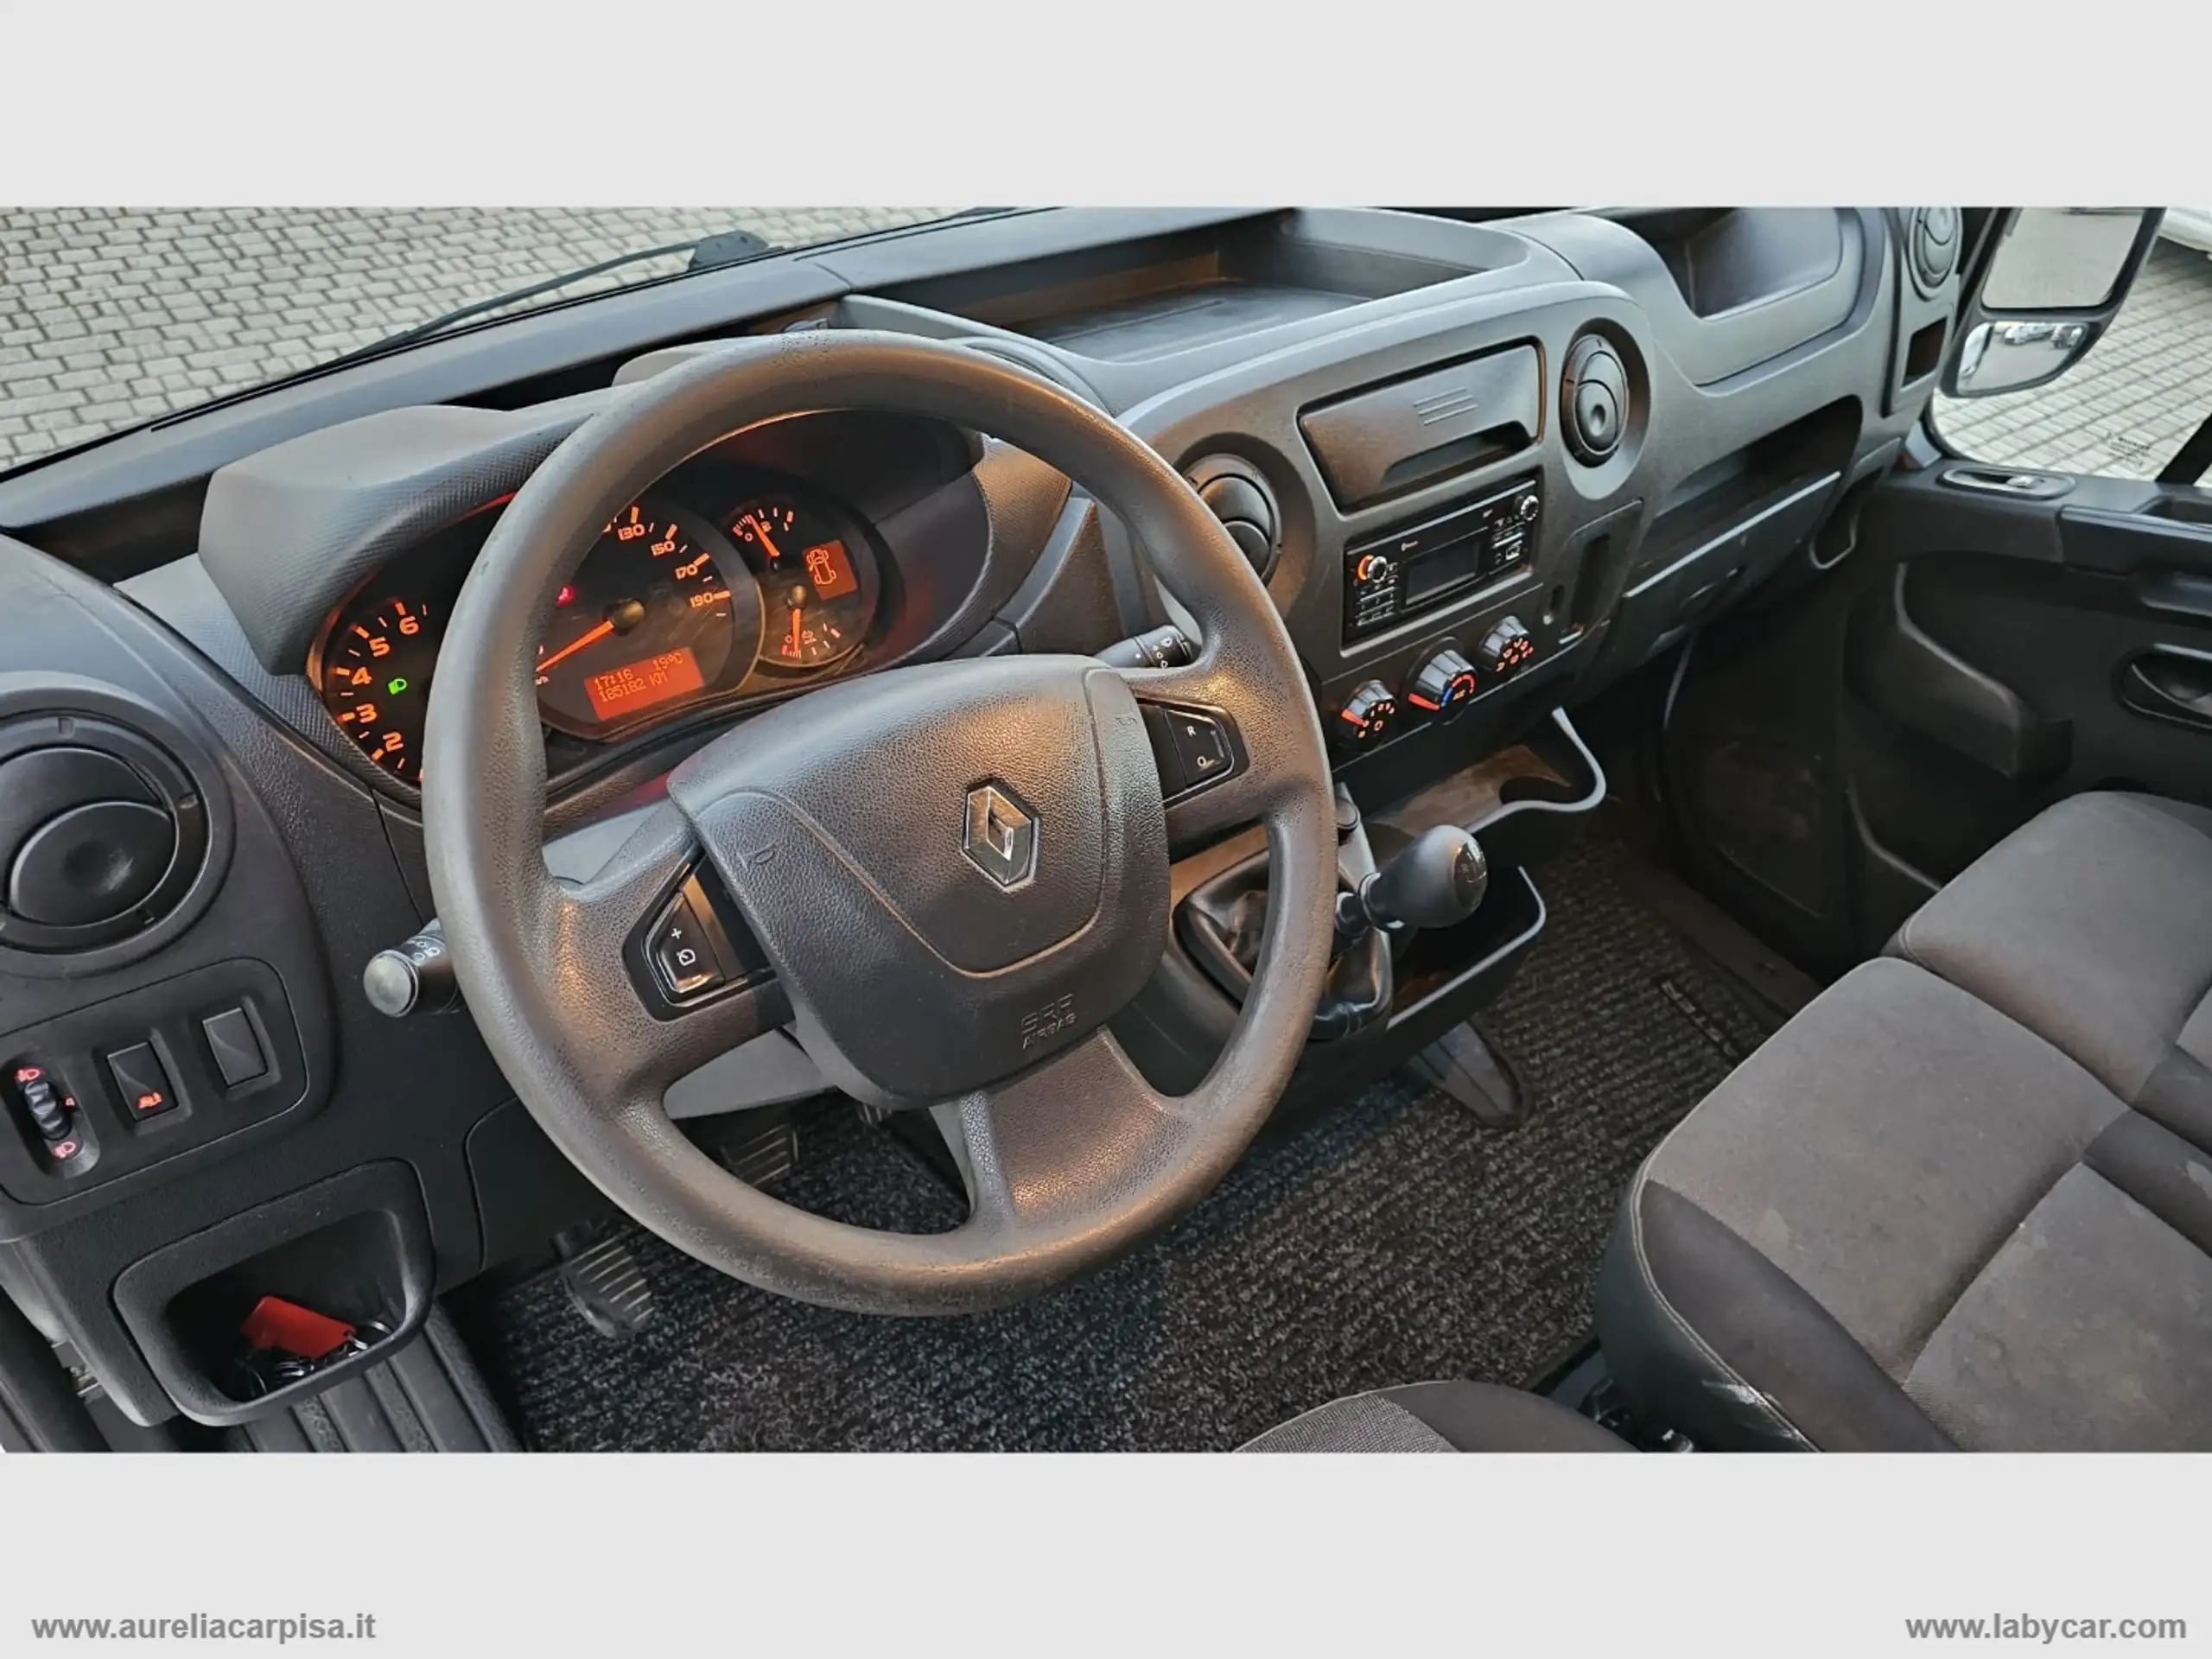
left=1659, top=456, right=2212, bottom=976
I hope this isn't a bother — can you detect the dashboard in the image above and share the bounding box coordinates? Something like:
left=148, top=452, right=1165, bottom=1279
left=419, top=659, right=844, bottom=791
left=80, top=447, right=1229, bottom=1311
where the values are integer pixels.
left=0, top=206, right=1961, bottom=1432
left=308, top=474, right=886, bottom=785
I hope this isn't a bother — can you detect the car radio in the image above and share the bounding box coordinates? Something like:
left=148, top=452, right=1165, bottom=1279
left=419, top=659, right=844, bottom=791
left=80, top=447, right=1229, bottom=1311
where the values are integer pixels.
left=1343, top=477, right=1541, bottom=641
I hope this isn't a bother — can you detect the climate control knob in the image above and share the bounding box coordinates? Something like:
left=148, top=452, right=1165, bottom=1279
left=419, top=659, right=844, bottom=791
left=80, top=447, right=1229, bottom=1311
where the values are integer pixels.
left=1407, top=648, right=1480, bottom=719
left=1478, top=616, right=1535, bottom=680
left=1335, top=680, right=1397, bottom=751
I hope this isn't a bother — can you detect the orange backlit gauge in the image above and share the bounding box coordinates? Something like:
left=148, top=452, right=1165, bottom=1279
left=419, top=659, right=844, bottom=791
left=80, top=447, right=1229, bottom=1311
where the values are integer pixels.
left=534, top=499, right=762, bottom=736
left=315, top=595, right=441, bottom=784
left=727, top=493, right=877, bottom=673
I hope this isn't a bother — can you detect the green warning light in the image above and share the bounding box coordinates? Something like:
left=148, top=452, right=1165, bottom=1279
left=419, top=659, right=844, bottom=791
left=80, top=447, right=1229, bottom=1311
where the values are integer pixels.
left=386, top=677, right=409, bottom=696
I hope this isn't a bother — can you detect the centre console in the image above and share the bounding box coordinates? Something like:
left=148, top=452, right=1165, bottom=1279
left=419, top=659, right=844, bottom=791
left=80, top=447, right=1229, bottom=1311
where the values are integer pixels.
left=1342, top=475, right=1542, bottom=642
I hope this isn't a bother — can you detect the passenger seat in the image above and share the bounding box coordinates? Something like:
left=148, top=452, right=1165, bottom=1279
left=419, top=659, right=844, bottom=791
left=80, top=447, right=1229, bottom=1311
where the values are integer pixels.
left=1597, top=791, right=2212, bottom=1452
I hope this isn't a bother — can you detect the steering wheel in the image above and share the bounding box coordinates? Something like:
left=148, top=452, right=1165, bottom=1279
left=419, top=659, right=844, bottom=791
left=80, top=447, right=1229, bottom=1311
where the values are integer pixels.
left=422, top=333, right=1337, bottom=1314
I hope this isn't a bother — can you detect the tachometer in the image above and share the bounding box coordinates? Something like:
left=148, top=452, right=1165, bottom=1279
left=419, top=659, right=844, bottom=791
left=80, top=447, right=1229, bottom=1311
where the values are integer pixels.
left=315, top=595, right=439, bottom=784
left=535, top=501, right=761, bottom=736
left=727, top=493, right=877, bottom=673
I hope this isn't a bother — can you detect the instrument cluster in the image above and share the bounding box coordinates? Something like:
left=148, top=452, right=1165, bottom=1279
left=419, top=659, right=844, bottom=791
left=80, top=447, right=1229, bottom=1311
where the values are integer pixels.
left=309, top=480, right=886, bottom=785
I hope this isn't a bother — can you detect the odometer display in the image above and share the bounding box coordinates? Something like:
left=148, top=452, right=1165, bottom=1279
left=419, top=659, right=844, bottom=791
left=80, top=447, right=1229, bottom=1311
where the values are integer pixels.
left=582, top=646, right=708, bottom=723
left=317, top=596, right=438, bottom=784
left=535, top=500, right=760, bottom=735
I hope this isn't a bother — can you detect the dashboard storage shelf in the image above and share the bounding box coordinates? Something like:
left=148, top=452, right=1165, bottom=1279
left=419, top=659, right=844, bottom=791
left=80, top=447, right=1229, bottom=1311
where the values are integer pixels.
left=111, top=1162, right=434, bottom=1427
left=1366, top=707, right=1606, bottom=875
left=876, top=210, right=1494, bottom=364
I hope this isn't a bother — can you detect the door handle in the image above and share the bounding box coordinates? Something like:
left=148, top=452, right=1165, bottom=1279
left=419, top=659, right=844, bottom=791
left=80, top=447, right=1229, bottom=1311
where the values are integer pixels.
left=2119, top=646, right=2212, bottom=729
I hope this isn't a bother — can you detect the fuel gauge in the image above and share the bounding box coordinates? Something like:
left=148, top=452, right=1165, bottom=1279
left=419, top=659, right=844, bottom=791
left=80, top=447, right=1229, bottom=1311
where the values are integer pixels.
left=727, top=493, right=876, bottom=674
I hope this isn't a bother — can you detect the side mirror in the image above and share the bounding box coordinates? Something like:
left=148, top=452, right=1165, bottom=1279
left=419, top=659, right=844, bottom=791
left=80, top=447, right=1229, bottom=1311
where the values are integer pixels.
left=1943, top=208, right=2166, bottom=397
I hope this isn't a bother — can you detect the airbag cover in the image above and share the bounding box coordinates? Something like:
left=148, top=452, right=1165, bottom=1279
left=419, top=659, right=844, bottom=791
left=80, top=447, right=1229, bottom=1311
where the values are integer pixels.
left=666, top=654, right=1168, bottom=1100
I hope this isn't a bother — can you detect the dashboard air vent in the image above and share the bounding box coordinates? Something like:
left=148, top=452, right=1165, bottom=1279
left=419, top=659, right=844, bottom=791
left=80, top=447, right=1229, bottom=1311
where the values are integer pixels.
left=1560, top=336, right=1630, bottom=466
left=1184, top=454, right=1282, bottom=581
left=0, top=715, right=207, bottom=955
left=1907, top=207, right=1960, bottom=296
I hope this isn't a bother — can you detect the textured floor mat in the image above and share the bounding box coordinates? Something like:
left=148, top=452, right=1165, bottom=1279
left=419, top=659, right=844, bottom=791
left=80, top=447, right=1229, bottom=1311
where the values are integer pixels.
left=478, top=825, right=1780, bottom=1452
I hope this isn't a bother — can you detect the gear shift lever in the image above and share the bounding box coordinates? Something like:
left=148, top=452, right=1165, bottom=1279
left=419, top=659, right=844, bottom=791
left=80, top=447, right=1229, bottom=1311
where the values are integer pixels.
left=1337, top=824, right=1489, bottom=940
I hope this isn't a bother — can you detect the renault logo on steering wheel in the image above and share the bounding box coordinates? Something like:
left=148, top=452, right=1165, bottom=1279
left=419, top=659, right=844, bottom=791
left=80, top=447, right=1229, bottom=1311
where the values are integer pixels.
left=963, top=783, right=1039, bottom=890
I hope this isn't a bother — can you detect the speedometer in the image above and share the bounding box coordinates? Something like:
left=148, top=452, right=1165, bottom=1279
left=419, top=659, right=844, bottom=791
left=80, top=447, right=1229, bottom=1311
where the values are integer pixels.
left=535, top=501, right=762, bottom=736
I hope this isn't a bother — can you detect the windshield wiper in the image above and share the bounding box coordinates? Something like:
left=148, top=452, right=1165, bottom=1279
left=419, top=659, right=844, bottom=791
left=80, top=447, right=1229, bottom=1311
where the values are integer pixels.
left=318, top=226, right=780, bottom=371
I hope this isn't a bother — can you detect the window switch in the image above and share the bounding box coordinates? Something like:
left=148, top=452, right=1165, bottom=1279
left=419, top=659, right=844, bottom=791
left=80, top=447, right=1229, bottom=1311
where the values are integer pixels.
left=201, top=1007, right=267, bottom=1087
left=107, top=1042, right=175, bottom=1119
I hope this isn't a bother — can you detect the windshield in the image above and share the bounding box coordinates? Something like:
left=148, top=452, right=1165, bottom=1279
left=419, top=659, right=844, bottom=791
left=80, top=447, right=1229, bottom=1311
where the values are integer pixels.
left=0, top=207, right=966, bottom=471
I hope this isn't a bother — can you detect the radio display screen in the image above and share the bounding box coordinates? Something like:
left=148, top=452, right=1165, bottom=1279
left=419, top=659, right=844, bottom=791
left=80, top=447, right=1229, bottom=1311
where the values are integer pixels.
left=1402, top=534, right=1486, bottom=606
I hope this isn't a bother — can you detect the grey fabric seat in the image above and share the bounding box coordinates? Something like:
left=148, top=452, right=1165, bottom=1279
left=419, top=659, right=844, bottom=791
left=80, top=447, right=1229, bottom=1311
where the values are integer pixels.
left=1238, top=1382, right=1627, bottom=1452
left=1889, top=791, right=2212, bottom=1122
left=1598, top=791, right=2212, bottom=1451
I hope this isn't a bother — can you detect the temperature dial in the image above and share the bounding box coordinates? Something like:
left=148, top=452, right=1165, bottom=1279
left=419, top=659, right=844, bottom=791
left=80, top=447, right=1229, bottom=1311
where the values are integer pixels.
left=1478, top=616, right=1536, bottom=680
left=1408, top=648, right=1479, bottom=719
left=1335, top=680, right=1398, bottom=750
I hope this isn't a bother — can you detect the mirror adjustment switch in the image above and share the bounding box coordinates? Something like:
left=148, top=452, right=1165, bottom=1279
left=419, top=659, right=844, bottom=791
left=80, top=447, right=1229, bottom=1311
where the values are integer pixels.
left=201, top=1007, right=268, bottom=1087
left=107, top=1043, right=176, bottom=1119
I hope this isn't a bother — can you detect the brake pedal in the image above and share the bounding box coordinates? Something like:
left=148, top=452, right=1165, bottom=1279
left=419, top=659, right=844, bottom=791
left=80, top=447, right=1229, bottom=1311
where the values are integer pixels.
left=557, top=1229, right=656, bottom=1340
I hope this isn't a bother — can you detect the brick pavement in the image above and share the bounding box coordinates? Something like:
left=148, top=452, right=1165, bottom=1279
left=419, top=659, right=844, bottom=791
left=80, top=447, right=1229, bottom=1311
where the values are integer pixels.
left=0, top=207, right=948, bottom=465
left=4, top=209, right=2210, bottom=480
left=1936, top=241, right=2212, bottom=480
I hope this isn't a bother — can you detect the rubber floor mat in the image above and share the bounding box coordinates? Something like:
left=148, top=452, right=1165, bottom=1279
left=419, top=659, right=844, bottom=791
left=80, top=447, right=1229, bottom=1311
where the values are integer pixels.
left=476, top=823, right=1781, bottom=1452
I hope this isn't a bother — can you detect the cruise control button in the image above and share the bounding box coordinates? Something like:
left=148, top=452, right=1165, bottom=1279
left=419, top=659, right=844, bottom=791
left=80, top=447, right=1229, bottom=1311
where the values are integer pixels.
left=1141, top=706, right=1190, bottom=796
left=107, top=1042, right=175, bottom=1119
left=1165, top=709, right=1236, bottom=789
left=650, top=893, right=726, bottom=1001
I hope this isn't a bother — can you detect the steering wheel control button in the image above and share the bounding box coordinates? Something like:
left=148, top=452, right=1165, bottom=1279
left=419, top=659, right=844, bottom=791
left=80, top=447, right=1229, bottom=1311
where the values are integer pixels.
left=1408, top=648, right=1479, bottom=719
left=1142, top=705, right=1244, bottom=801
left=106, top=1042, right=176, bottom=1120
left=7, top=798, right=175, bottom=927
left=651, top=890, right=727, bottom=1001
left=1335, top=680, right=1398, bottom=751
left=1478, top=616, right=1536, bottom=680
left=1168, top=712, right=1233, bottom=785
left=200, top=1007, right=268, bottom=1088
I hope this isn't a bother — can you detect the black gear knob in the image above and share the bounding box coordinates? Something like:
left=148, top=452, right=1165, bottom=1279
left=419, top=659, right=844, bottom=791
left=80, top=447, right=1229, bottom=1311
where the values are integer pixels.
left=1353, top=824, right=1489, bottom=932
